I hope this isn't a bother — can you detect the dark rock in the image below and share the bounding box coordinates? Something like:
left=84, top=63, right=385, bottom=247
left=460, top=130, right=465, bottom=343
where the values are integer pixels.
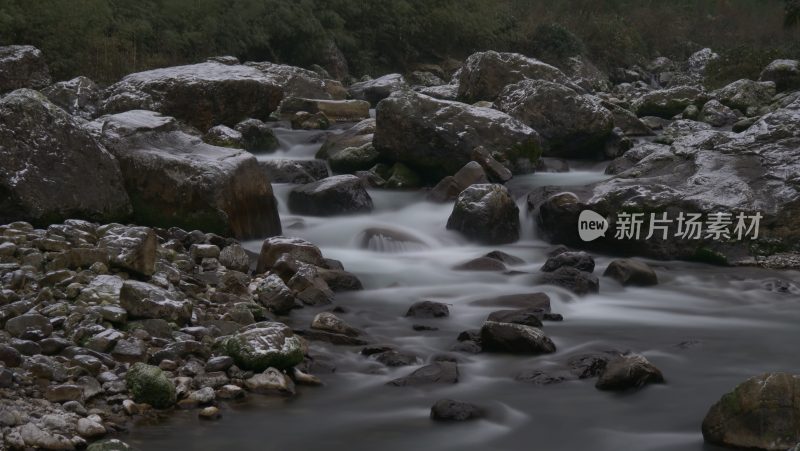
left=0, top=45, right=51, bottom=93
left=234, top=118, right=278, bottom=151
left=632, top=86, right=707, bottom=118
left=0, top=344, right=22, bottom=367
left=348, top=74, right=407, bottom=106
left=311, top=312, right=360, bottom=337
left=430, top=399, right=485, bottom=421
left=245, top=61, right=347, bottom=100
left=256, top=236, right=325, bottom=273
left=446, top=184, right=520, bottom=245
left=98, top=225, right=157, bottom=276
left=428, top=161, right=488, bottom=202
left=539, top=267, right=599, bottom=295
left=120, top=280, right=193, bottom=324
left=457, top=51, right=570, bottom=102
left=41, top=76, right=100, bottom=119
left=541, top=251, right=595, bottom=273
left=603, top=259, right=658, bottom=286
left=387, top=362, right=459, bottom=386
left=453, top=257, right=506, bottom=271
left=125, top=362, right=177, bottom=408
left=288, top=175, right=373, bottom=216
left=5, top=314, right=53, bottom=340
left=760, top=59, right=800, bottom=92
left=480, top=321, right=556, bottom=355
left=219, top=322, right=305, bottom=371
left=406, top=301, right=449, bottom=318
left=470, top=292, right=551, bottom=310
left=259, top=159, right=329, bottom=184
left=595, top=354, right=664, bottom=391
left=483, top=250, right=525, bottom=265
left=711, top=79, right=775, bottom=112
left=486, top=309, right=543, bottom=327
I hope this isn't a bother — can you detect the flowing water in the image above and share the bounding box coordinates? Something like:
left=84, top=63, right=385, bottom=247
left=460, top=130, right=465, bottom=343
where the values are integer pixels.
left=128, top=125, right=800, bottom=451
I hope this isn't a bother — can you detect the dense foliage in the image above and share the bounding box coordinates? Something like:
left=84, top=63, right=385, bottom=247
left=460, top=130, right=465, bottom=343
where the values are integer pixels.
left=0, top=0, right=798, bottom=84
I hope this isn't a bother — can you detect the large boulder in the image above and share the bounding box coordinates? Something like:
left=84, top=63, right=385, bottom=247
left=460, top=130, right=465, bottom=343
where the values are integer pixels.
left=479, top=321, right=556, bottom=355
left=0, top=45, right=51, bottom=93
left=0, top=89, right=131, bottom=226
left=245, top=61, right=347, bottom=100
left=702, top=372, right=800, bottom=450
left=101, top=61, right=285, bottom=130
left=760, top=59, right=800, bottom=92
left=710, top=79, right=776, bottom=113
left=125, top=362, right=176, bottom=409
left=316, top=118, right=375, bottom=160
left=41, top=76, right=101, bottom=120
left=495, top=80, right=613, bottom=158
left=374, top=90, right=541, bottom=181
left=219, top=322, right=305, bottom=371
left=533, top=99, right=800, bottom=263
left=348, top=74, right=407, bottom=106
left=457, top=51, right=570, bottom=103
left=632, top=86, right=707, bottom=118
left=446, top=184, right=520, bottom=245
left=288, top=175, right=373, bottom=216
left=98, top=225, right=158, bottom=276
left=86, top=110, right=281, bottom=239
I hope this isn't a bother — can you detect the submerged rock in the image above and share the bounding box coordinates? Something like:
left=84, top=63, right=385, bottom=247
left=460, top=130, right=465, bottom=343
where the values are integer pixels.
left=430, top=399, right=485, bottom=421
left=259, top=159, right=328, bottom=184
left=595, top=354, right=664, bottom=391
left=603, top=259, right=658, bottom=286
left=446, top=184, right=520, bottom=245
left=539, top=267, right=599, bottom=295
left=387, top=362, right=459, bottom=386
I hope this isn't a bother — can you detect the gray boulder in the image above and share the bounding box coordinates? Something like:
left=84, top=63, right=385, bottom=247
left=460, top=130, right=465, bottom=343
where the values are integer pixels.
left=760, top=59, right=800, bottom=92
left=219, top=322, right=305, bottom=371
left=480, top=321, right=556, bottom=355
left=446, top=184, right=519, bottom=245
left=259, top=159, right=328, bottom=184
left=246, top=61, right=347, bottom=100
left=120, top=280, right=192, bottom=325
left=41, top=76, right=101, bottom=120
left=457, top=51, right=570, bottom=102
left=288, top=175, right=373, bottom=216
left=0, top=45, right=51, bottom=93
left=710, top=79, right=775, bottom=113
left=632, top=86, right=707, bottom=118
left=348, top=74, right=407, bottom=106
left=0, top=89, right=131, bottom=226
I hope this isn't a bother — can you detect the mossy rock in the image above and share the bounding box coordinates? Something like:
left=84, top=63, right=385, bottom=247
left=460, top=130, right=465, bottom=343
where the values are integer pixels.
left=329, top=143, right=380, bottom=174
left=87, top=439, right=134, bottom=451
left=384, top=163, right=422, bottom=189
left=125, top=362, right=176, bottom=409
left=220, top=322, right=305, bottom=371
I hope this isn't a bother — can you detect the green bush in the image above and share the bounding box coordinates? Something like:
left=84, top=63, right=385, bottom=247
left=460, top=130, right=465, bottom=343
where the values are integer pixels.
left=527, top=23, right=585, bottom=64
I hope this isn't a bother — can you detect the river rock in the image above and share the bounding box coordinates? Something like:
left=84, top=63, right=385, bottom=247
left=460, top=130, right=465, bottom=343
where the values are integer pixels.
left=254, top=273, right=297, bottom=314
left=120, top=280, right=192, bottom=324
left=101, top=60, right=284, bottom=130
left=539, top=267, right=599, bottom=295
left=288, top=175, right=373, bottom=216
left=328, top=143, right=380, bottom=174
left=0, top=344, right=23, bottom=367
left=17, top=423, right=73, bottom=450
left=428, top=161, right=489, bottom=202
left=203, top=125, right=243, bottom=148
left=244, top=367, right=295, bottom=395
left=220, top=322, right=305, bottom=371
left=348, top=74, right=407, bottom=106
left=702, top=372, right=800, bottom=450
left=259, top=159, right=328, bottom=184
left=760, top=59, right=800, bottom=92
left=125, top=362, right=176, bottom=408
left=42, top=76, right=101, bottom=120
left=603, top=259, right=658, bottom=286
left=373, top=90, right=541, bottom=181
left=698, top=99, right=738, bottom=127
left=279, top=97, right=370, bottom=122
left=86, top=110, right=281, bottom=239
left=76, top=418, right=106, bottom=438
left=541, top=251, right=595, bottom=273
left=256, top=236, right=326, bottom=273
left=495, top=80, right=613, bottom=158
left=311, top=312, right=360, bottom=337
left=387, top=362, right=459, bottom=386
left=595, top=353, right=664, bottom=391
left=0, top=89, right=131, bottom=226
left=710, top=79, right=775, bottom=113
left=632, top=86, right=707, bottom=118
left=98, top=225, right=157, bottom=276
left=453, top=257, right=506, bottom=271
left=0, top=45, right=51, bottom=92
left=219, top=244, right=250, bottom=273
left=480, top=321, right=556, bottom=355
left=446, top=184, right=520, bottom=245
left=87, top=439, right=132, bottom=451
left=430, top=399, right=485, bottom=421
left=234, top=118, right=278, bottom=151
left=317, top=118, right=375, bottom=160
left=486, top=308, right=543, bottom=327
left=5, top=314, right=53, bottom=340
left=457, top=51, right=570, bottom=102
left=245, top=61, right=346, bottom=100
left=406, top=300, right=450, bottom=318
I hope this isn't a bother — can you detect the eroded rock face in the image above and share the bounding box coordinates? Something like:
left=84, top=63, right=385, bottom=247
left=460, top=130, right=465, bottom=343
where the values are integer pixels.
left=457, top=51, right=570, bottom=103
left=101, top=61, right=285, bottom=130
left=702, top=372, right=800, bottom=450
left=86, top=110, right=281, bottom=239
left=0, top=45, right=51, bottom=93
left=0, top=89, right=131, bottom=226
left=534, top=99, right=800, bottom=263
left=446, top=184, right=520, bottom=245
left=495, top=79, right=613, bottom=158
left=374, top=90, right=541, bottom=181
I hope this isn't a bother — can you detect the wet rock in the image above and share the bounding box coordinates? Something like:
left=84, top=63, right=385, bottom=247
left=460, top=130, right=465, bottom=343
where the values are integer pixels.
left=329, top=144, right=380, bottom=174
left=111, top=338, right=147, bottom=363
left=311, top=312, right=360, bottom=337
left=369, top=349, right=419, bottom=367
left=760, top=59, right=800, bottom=92
left=205, top=356, right=234, bottom=372
left=288, top=175, right=373, bottom=216
left=374, top=90, right=541, bottom=181
left=317, top=118, right=375, bottom=160
left=486, top=309, right=543, bottom=328
left=5, top=313, right=53, bottom=340
left=699, top=99, right=738, bottom=127
left=220, top=322, right=305, bottom=371
left=125, top=362, right=177, bottom=408
left=259, top=158, right=329, bottom=184
left=0, top=89, right=131, bottom=226
left=595, top=354, right=664, bottom=391
left=0, top=45, right=51, bottom=92
left=76, top=417, right=106, bottom=438
left=120, top=280, right=192, bottom=324
left=234, top=118, right=278, bottom=151
left=216, top=384, right=246, bottom=400
left=483, top=250, right=525, bottom=266
left=479, top=321, right=556, bottom=355
left=98, top=225, right=157, bottom=276
left=256, top=236, right=326, bottom=272
left=702, top=372, right=800, bottom=450
left=203, top=125, right=243, bottom=148
left=430, top=399, right=485, bottom=421
left=539, top=267, right=599, bottom=295
left=470, top=292, right=551, bottom=310
left=279, top=97, right=370, bottom=123
left=254, top=273, right=297, bottom=315
left=446, top=184, right=519, bottom=245
left=244, top=367, right=295, bottom=395
left=87, top=110, right=281, bottom=239
left=219, top=244, right=250, bottom=273
left=406, top=300, right=450, bottom=318
left=42, top=76, right=101, bottom=119
left=453, top=257, right=506, bottom=271
left=495, top=79, right=613, bottom=158
left=457, top=51, right=570, bottom=103
left=541, top=251, right=595, bottom=273
left=101, top=61, right=284, bottom=130
left=45, top=384, right=83, bottom=402
left=429, top=161, right=489, bottom=202
left=632, top=86, right=706, bottom=118
left=357, top=227, right=427, bottom=253
left=711, top=79, right=775, bottom=112
left=348, top=73, right=407, bottom=106
left=603, top=259, right=658, bottom=286
left=515, top=369, right=569, bottom=385
left=18, top=423, right=73, bottom=450
left=199, top=406, right=221, bottom=420
left=87, top=439, right=133, bottom=451
left=387, top=362, right=459, bottom=386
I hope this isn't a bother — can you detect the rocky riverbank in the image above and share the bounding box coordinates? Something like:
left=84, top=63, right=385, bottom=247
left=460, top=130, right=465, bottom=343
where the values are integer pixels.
left=2, top=43, right=800, bottom=450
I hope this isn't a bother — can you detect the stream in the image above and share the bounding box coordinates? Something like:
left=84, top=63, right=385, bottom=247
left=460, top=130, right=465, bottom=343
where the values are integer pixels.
left=127, top=124, right=800, bottom=451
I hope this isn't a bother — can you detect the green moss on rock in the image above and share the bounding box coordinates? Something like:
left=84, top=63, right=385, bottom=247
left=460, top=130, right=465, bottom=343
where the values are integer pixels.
left=125, top=362, right=176, bottom=409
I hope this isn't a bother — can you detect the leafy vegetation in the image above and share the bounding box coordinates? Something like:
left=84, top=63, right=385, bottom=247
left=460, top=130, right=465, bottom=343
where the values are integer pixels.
left=0, top=0, right=798, bottom=83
